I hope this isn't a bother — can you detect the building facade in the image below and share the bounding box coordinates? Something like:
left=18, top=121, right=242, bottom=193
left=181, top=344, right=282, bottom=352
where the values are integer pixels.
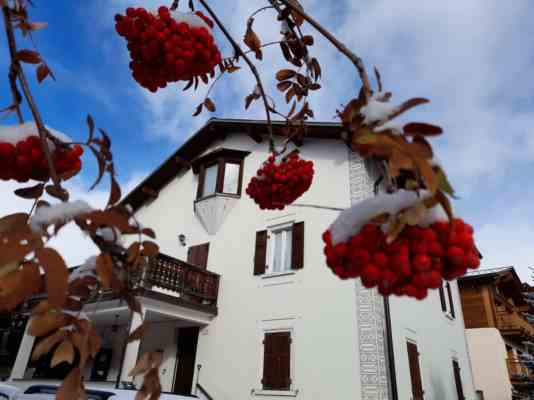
left=459, top=267, right=534, bottom=400
left=10, top=119, right=476, bottom=400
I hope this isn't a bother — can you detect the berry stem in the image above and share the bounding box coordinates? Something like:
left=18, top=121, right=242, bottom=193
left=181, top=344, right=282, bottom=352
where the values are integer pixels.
left=196, top=0, right=276, bottom=152
left=275, top=0, right=372, bottom=99
left=2, top=4, right=23, bottom=123
left=2, top=4, right=63, bottom=194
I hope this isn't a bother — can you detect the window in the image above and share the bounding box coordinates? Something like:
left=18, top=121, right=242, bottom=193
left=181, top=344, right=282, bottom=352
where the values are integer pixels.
left=187, top=243, right=210, bottom=269
left=193, top=149, right=250, bottom=200
left=262, top=332, right=291, bottom=391
left=254, top=222, right=304, bottom=276
left=407, top=341, right=424, bottom=400
left=439, top=281, right=456, bottom=319
left=452, top=359, right=465, bottom=400
left=269, top=225, right=293, bottom=274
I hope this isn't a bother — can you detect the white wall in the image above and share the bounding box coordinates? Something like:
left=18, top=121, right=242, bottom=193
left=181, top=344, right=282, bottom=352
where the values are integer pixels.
left=390, top=281, right=477, bottom=400
left=137, top=321, right=178, bottom=393
left=135, top=135, right=361, bottom=400
left=466, top=328, right=512, bottom=400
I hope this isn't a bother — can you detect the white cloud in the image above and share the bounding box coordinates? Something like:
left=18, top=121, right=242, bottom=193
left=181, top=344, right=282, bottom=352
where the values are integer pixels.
left=0, top=172, right=144, bottom=268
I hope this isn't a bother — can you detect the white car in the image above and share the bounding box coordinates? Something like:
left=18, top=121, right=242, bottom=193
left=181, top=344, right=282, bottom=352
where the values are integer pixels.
left=0, top=384, right=20, bottom=400
left=1, top=384, right=196, bottom=400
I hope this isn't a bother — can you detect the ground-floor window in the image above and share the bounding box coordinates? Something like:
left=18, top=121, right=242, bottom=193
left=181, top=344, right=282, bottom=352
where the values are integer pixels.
left=262, top=331, right=292, bottom=391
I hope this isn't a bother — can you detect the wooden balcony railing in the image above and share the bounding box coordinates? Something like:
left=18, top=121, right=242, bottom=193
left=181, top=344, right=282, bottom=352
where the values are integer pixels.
left=507, top=360, right=534, bottom=386
left=497, top=312, right=534, bottom=338
left=142, top=253, right=220, bottom=312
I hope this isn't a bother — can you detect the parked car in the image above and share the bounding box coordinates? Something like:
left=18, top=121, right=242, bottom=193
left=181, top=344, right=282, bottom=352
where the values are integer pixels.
left=0, top=384, right=20, bottom=399
left=3, top=384, right=196, bottom=400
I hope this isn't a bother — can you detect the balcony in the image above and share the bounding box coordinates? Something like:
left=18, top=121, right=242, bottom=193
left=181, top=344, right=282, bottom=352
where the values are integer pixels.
left=24, top=253, right=220, bottom=316
left=497, top=312, right=534, bottom=339
left=507, top=360, right=534, bottom=387
left=140, top=253, right=220, bottom=315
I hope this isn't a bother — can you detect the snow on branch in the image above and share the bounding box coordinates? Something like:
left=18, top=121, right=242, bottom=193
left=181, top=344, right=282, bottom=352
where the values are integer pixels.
left=329, top=190, right=447, bottom=245
left=30, top=200, right=93, bottom=233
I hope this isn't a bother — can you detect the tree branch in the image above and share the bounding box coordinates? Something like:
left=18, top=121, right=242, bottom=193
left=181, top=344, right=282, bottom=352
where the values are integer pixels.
left=276, top=0, right=372, bottom=99
left=2, top=6, right=23, bottom=123
left=196, top=0, right=275, bottom=152
left=2, top=5, right=63, bottom=192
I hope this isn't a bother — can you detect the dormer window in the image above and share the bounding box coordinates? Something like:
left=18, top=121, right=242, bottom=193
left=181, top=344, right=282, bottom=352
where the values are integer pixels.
left=193, top=149, right=250, bottom=200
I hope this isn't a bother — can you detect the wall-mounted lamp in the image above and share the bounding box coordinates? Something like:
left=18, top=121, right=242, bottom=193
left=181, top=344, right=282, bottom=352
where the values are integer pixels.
left=178, top=234, right=186, bottom=246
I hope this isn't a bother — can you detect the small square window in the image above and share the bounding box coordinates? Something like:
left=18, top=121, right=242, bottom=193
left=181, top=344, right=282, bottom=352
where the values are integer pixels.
left=195, top=150, right=248, bottom=200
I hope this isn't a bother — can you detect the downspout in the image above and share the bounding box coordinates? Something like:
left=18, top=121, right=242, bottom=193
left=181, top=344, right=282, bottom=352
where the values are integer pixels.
left=384, top=296, right=399, bottom=400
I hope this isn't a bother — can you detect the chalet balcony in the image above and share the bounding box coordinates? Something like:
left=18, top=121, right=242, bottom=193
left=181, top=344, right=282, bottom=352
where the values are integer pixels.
left=507, top=360, right=534, bottom=387
left=24, top=253, right=220, bottom=316
left=497, top=312, right=534, bottom=339
left=139, top=253, right=220, bottom=315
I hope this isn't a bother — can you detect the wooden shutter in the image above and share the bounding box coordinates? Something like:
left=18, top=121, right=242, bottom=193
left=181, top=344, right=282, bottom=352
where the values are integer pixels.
left=452, top=360, right=465, bottom=400
left=447, top=282, right=456, bottom=318
left=439, top=285, right=447, bottom=312
left=254, top=231, right=267, bottom=275
left=262, top=332, right=291, bottom=391
left=187, top=243, right=210, bottom=269
left=291, top=222, right=304, bottom=270
left=196, top=165, right=206, bottom=199
left=407, top=342, right=424, bottom=400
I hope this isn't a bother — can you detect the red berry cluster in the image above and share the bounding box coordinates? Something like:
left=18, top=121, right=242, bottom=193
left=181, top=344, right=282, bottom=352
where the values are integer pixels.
left=115, top=6, right=221, bottom=92
left=0, top=137, right=83, bottom=183
left=246, top=153, right=315, bottom=210
left=323, top=219, right=480, bottom=300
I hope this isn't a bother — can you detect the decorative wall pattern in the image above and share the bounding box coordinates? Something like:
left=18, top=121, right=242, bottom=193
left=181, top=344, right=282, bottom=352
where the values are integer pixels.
left=349, top=150, right=391, bottom=400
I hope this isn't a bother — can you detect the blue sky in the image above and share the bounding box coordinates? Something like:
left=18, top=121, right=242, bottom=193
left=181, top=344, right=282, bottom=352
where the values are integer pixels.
left=1, top=0, right=534, bottom=280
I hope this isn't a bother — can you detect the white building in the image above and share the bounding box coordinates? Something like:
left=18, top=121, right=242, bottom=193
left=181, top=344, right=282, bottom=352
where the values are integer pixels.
left=9, top=119, right=476, bottom=400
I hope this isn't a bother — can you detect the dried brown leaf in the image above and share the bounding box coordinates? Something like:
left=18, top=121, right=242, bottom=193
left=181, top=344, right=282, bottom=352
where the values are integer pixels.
left=277, top=81, right=292, bottom=92
left=45, top=185, right=69, bottom=201
left=96, top=253, right=113, bottom=289
left=16, top=49, right=41, bottom=64
left=403, top=122, right=443, bottom=136
left=204, top=97, right=216, bottom=112
left=108, top=174, right=122, bottom=207
left=141, top=241, right=159, bottom=257
left=36, top=63, right=51, bottom=83
left=276, top=69, right=296, bottom=81
left=56, top=367, right=81, bottom=400
left=28, top=312, right=70, bottom=337
left=142, top=228, right=156, bottom=239
left=244, top=19, right=263, bottom=60
left=193, top=103, right=203, bottom=117
left=129, top=352, right=151, bottom=377
left=302, top=35, right=314, bottom=46
left=32, top=330, right=66, bottom=361
left=51, top=339, right=75, bottom=367
left=128, top=321, right=150, bottom=343
left=35, top=248, right=69, bottom=309
left=15, top=183, right=44, bottom=199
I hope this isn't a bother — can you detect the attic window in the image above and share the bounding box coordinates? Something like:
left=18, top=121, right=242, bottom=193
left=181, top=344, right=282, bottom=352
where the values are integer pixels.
left=193, top=149, right=250, bottom=200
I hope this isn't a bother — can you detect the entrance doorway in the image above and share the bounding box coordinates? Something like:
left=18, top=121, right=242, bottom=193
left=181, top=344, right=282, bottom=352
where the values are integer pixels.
left=173, top=327, right=199, bottom=396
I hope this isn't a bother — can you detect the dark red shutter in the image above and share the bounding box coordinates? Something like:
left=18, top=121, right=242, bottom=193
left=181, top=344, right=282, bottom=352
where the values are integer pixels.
left=196, top=165, right=205, bottom=199
left=187, top=243, right=210, bottom=269
left=262, top=332, right=291, bottom=391
left=407, top=342, right=424, bottom=400
left=439, top=285, right=447, bottom=312
left=254, top=231, right=267, bottom=275
left=453, top=360, right=465, bottom=400
left=291, top=222, right=304, bottom=270
left=447, top=282, right=456, bottom=318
